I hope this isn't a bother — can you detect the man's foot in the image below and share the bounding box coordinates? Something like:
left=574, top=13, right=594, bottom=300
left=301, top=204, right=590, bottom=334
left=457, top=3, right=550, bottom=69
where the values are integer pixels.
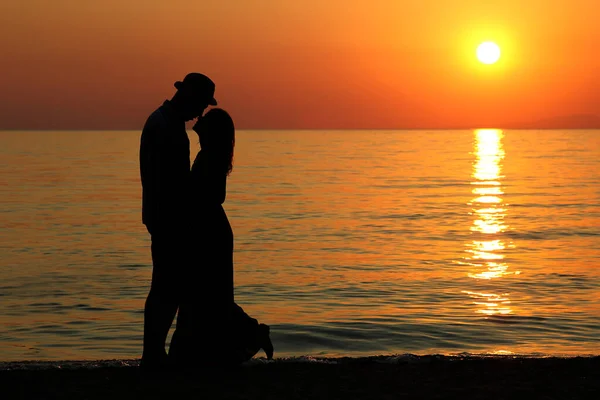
left=258, top=324, right=274, bottom=360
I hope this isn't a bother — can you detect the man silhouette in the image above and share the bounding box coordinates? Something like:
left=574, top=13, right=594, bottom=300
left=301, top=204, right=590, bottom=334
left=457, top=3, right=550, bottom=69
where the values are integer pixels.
left=139, top=73, right=217, bottom=369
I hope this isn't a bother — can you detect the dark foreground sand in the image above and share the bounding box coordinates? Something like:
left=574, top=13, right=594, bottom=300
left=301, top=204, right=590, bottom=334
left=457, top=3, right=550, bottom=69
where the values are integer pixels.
left=3, top=356, right=599, bottom=400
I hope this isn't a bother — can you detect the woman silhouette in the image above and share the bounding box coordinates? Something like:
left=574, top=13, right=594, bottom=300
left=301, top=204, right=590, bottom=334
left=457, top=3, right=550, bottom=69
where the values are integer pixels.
left=169, top=108, right=273, bottom=366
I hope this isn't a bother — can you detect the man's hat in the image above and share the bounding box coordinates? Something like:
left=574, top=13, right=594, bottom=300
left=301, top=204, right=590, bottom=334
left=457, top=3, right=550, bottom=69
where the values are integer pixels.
left=174, top=73, right=217, bottom=106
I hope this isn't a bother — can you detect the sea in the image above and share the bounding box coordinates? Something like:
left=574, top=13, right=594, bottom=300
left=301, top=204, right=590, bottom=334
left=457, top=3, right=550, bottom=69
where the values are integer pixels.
left=1, top=129, right=599, bottom=363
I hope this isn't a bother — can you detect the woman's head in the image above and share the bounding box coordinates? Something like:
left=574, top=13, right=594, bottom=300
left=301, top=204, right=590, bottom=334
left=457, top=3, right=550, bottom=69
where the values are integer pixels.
left=195, top=108, right=235, bottom=175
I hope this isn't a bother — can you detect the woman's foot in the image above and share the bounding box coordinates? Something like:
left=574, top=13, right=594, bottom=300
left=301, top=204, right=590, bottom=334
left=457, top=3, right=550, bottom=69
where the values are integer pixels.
left=258, top=323, right=274, bottom=360
left=140, top=350, right=170, bottom=371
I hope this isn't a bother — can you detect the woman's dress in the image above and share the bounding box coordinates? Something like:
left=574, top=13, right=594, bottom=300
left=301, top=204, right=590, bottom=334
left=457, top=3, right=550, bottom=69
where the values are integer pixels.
left=169, top=151, right=269, bottom=366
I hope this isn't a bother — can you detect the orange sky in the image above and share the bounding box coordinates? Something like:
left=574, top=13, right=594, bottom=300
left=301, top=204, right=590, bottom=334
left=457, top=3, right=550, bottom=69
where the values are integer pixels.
left=0, top=0, right=598, bottom=129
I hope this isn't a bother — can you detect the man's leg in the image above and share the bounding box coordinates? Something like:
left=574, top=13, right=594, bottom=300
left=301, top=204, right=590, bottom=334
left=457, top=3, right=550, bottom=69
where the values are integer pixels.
left=142, top=232, right=179, bottom=365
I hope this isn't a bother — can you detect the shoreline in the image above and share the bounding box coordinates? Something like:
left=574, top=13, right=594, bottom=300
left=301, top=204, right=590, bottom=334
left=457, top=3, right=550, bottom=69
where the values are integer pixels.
left=3, top=355, right=599, bottom=399
left=2, top=353, right=600, bottom=370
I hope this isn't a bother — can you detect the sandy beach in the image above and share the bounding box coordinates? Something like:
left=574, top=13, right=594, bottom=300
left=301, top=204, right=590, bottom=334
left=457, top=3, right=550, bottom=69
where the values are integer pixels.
left=3, top=356, right=599, bottom=400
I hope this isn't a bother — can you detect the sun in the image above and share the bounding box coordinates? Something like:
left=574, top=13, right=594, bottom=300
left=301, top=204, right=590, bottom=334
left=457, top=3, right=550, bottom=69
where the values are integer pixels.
left=476, top=42, right=501, bottom=64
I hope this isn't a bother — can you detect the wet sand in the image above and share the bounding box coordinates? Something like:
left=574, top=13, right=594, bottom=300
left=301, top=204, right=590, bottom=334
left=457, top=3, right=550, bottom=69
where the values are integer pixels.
left=3, top=356, right=599, bottom=400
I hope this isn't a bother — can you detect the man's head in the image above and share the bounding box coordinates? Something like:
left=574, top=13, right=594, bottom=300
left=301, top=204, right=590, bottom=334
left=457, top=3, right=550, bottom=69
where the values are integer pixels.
left=172, top=73, right=217, bottom=121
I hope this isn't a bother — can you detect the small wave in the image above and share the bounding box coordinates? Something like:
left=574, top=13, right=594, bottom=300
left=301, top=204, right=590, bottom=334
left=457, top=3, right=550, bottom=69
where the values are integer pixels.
left=506, top=228, right=599, bottom=240
left=0, top=359, right=139, bottom=371
left=483, top=315, right=548, bottom=324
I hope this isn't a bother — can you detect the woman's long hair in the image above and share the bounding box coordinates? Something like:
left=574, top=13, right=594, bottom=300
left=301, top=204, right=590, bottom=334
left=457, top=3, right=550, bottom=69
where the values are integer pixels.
left=198, top=108, right=235, bottom=176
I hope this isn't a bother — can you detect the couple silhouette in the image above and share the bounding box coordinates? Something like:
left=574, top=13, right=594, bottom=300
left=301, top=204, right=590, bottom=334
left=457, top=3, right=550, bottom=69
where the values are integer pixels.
left=139, top=73, right=273, bottom=370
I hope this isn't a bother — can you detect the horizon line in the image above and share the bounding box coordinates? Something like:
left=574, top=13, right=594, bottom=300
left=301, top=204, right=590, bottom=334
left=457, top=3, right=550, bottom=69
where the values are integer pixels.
left=1, top=127, right=600, bottom=132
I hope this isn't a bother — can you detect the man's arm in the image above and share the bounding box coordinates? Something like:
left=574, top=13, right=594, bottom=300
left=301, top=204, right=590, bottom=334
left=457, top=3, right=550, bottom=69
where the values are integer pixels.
left=141, top=114, right=180, bottom=229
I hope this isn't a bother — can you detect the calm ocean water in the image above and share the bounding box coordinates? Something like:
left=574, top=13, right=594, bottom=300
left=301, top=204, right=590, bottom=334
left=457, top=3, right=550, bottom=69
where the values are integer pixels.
left=1, top=129, right=599, bottom=362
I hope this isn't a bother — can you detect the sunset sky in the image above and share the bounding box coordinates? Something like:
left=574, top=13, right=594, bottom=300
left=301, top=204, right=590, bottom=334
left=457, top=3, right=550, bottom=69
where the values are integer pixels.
left=1, top=0, right=599, bottom=130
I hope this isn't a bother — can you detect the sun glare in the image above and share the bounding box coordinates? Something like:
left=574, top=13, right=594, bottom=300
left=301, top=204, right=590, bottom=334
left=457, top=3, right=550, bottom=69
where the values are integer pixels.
left=476, top=42, right=501, bottom=64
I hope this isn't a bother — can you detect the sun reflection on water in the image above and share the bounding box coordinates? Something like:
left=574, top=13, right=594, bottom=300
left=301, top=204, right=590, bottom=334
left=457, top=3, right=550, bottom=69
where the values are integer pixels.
left=462, top=129, right=517, bottom=316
